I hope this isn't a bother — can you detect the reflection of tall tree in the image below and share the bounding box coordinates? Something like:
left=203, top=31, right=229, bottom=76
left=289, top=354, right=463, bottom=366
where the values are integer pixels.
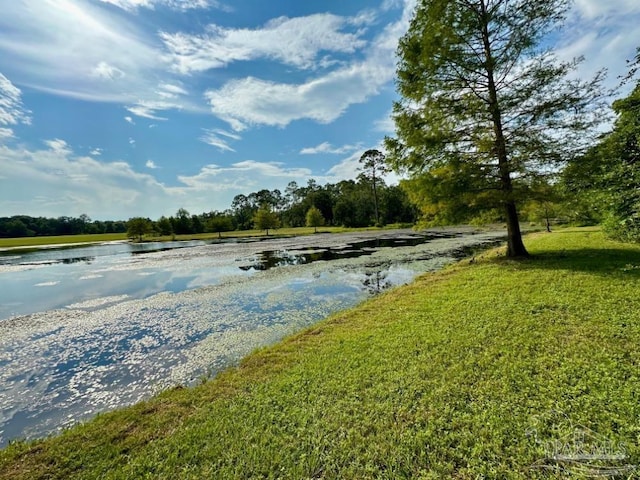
left=362, top=270, right=391, bottom=295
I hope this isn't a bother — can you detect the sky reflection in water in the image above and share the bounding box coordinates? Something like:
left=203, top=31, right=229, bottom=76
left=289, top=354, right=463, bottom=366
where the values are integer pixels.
left=0, top=229, right=505, bottom=446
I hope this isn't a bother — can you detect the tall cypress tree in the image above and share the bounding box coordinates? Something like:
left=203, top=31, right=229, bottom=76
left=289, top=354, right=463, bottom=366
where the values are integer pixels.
left=386, top=0, right=605, bottom=257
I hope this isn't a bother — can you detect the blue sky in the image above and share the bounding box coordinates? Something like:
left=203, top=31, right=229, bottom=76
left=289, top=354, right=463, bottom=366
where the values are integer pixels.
left=0, top=0, right=639, bottom=221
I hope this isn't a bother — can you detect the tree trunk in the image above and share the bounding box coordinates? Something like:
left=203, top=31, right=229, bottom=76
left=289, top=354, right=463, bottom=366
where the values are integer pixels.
left=504, top=201, right=528, bottom=257
left=479, top=0, right=528, bottom=258
left=544, top=206, right=551, bottom=232
left=372, top=174, right=380, bottom=225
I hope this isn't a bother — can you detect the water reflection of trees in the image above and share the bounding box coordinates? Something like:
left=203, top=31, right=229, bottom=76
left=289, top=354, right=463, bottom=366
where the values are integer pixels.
left=61, top=256, right=94, bottom=265
left=362, top=270, right=391, bottom=295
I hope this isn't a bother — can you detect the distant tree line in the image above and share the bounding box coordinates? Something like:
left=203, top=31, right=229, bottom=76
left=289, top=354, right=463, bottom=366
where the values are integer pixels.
left=2, top=153, right=419, bottom=240
left=0, top=214, right=127, bottom=238
left=127, top=172, right=419, bottom=240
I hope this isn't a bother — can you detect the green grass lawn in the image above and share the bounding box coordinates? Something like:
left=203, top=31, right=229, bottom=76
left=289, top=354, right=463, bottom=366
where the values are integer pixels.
left=0, top=233, right=128, bottom=249
left=1, top=228, right=639, bottom=479
left=0, top=225, right=409, bottom=249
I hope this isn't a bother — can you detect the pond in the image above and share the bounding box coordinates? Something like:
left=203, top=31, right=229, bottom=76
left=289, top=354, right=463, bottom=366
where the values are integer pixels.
left=0, top=228, right=505, bottom=447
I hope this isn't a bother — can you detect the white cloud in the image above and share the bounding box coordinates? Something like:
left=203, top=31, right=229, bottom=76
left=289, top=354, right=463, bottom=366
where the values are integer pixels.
left=0, top=139, right=403, bottom=220
left=44, top=139, right=71, bottom=154
left=0, top=142, right=315, bottom=219
left=0, top=72, right=30, bottom=127
left=126, top=101, right=170, bottom=120
left=0, top=2, right=155, bottom=101
left=300, top=142, right=362, bottom=155
left=126, top=82, right=190, bottom=119
left=129, top=137, right=136, bottom=145
left=90, top=148, right=103, bottom=156
left=161, top=13, right=368, bottom=74
left=0, top=143, right=172, bottom=219
left=156, top=82, right=189, bottom=99
left=205, top=65, right=387, bottom=130
left=374, top=111, right=395, bottom=133
left=0, top=127, right=14, bottom=141
left=177, top=161, right=312, bottom=191
left=558, top=1, right=640, bottom=93
left=99, top=0, right=228, bottom=12
left=199, top=128, right=240, bottom=152
left=573, top=0, right=640, bottom=20
left=324, top=151, right=363, bottom=181
left=0, top=1, right=202, bottom=119
left=91, top=61, right=125, bottom=80
left=124, top=116, right=134, bottom=124
left=203, top=1, right=416, bottom=130
left=324, top=148, right=401, bottom=185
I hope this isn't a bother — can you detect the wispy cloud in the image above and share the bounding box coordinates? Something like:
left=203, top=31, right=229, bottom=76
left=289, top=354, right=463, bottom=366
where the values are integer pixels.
left=199, top=128, right=240, bottom=152
left=44, top=138, right=71, bottom=154
left=0, top=0, right=205, bottom=122
left=0, top=139, right=398, bottom=219
left=90, top=148, right=103, bottom=156
left=126, top=101, right=170, bottom=120
left=374, top=111, right=395, bottom=133
left=0, top=127, right=14, bottom=141
left=99, top=0, right=230, bottom=12
left=126, top=82, right=190, bottom=119
left=177, top=161, right=312, bottom=191
left=124, top=116, right=135, bottom=124
left=156, top=82, right=188, bottom=98
left=90, top=61, right=126, bottom=80
left=324, top=148, right=401, bottom=184
left=203, top=1, right=416, bottom=130
left=0, top=142, right=171, bottom=219
left=0, top=141, right=314, bottom=218
left=161, top=13, right=368, bottom=74
left=300, top=142, right=362, bottom=155
left=558, top=0, right=640, bottom=92
left=573, top=0, right=640, bottom=19
left=0, top=73, right=31, bottom=136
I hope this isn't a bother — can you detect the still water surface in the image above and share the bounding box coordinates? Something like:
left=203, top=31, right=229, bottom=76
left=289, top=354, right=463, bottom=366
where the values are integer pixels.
left=0, top=228, right=505, bottom=446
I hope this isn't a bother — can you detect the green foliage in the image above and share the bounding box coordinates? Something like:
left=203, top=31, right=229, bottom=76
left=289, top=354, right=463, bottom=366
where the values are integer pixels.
left=332, top=181, right=376, bottom=228
left=252, top=205, right=280, bottom=235
left=564, top=81, right=640, bottom=241
left=172, top=208, right=193, bottom=235
left=0, top=215, right=127, bottom=238
left=205, top=215, right=234, bottom=238
left=359, top=149, right=388, bottom=225
left=155, top=216, right=173, bottom=236
left=3, top=229, right=640, bottom=478
left=2, top=219, right=32, bottom=237
left=387, top=0, right=605, bottom=256
left=518, top=177, right=566, bottom=231
left=3, top=175, right=417, bottom=242
left=305, top=206, right=324, bottom=233
left=126, top=217, right=153, bottom=241
left=379, top=185, right=417, bottom=226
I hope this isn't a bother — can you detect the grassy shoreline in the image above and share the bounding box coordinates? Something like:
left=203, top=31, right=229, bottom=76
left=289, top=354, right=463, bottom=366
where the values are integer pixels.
left=1, top=228, right=639, bottom=478
left=0, top=225, right=413, bottom=250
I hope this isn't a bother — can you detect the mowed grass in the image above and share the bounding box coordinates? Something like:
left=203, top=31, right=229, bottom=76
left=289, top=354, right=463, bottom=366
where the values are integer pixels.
left=1, top=228, right=639, bottom=479
left=147, top=224, right=413, bottom=242
left=0, top=233, right=127, bottom=249
left=0, top=225, right=408, bottom=249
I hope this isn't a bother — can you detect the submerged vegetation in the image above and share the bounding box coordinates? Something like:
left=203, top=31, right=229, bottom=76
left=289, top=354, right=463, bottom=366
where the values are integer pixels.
left=1, top=228, right=639, bottom=478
